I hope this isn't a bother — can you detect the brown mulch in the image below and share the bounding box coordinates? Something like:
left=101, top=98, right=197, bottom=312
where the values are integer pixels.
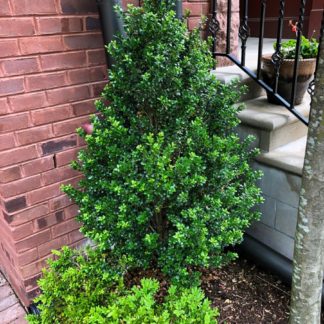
left=125, top=258, right=324, bottom=324
left=201, top=259, right=290, bottom=323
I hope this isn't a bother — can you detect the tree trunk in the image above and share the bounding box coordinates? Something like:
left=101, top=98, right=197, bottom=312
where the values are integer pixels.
left=289, top=36, right=324, bottom=323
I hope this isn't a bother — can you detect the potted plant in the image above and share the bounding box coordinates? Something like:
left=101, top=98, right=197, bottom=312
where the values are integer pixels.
left=261, top=21, right=319, bottom=105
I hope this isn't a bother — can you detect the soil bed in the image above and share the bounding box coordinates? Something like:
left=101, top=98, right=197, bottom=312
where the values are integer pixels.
left=126, top=257, right=324, bottom=323
left=201, top=258, right=290, bottom=323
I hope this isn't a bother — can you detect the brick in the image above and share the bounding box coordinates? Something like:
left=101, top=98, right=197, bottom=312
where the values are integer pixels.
left=61, top=174, right=82, bottom=188
left=5, top=203, right=49, bottom=226
left=187, top=17, right=202, bottom=30
left=72, top=100, right=96, bottom=116
left=9, top=92, right=46, bottom=112
left=22, top=156, right=55, bottom=177
left=0, top=39, right=19, bottom=58
left=31, top=105, right=72, bottom=126
left=19, top=36, right=62, bottom=55
left=47, top=85, right=90, bottom=106
left=0, top=78, right=24, bottom=97
left=0, top=98, right=10, bottom=116
left=0, top=175, right=41, bottom=198
left=26, top=288, right=41, bottom=300
left=4, top=196, right=27, bottom=213
left=85, top=17, right=101, bottom=31
left=87, top=49, right=106, bottom=66
left=0, top=133, right=15, bottom=151
left=10, top=222, right=34, bottom=241
left=68, top=66, right=107, bottom=85
left=2, top=57, right=40, bottom=76
left=69, top=229, right=84, bottom=243
left=16, top=229, right=51, bottom=253
left=41, top=52, right=87, bottom=71
left=0, top=145, right=38, bottom=168
left=20, top=256, right=49, bottom=277
left=24, top=274, right=41, bottom=291
left=38, top=234, right=69, bottom=257
left=41, top=134, right=77, bottom=155
left=183, top=3, right=209, bottom=16
left=42, top=165, right=80, bottom=186
left=0, top=1, right=11, bottom=15
left=0, top=166, right=21, bottom=183
left=91, top=81, right=106, bottom=97
left=0, top=18, right=35, bottom=37
left=70, top=237, right=88, bottom=249
left=26, top=71, right=66, bottom=92
left=27, top=182, right=61, bottom=205
left=54, top=147, right=80, bottom=167
left=53, top=116, right=89, bottom=136
left=0, top=113, right=29, bottom=133
left=52, top=218, right=80, bottom=238
left=16, top=125, right=53, bottom=146
left=36, top=17, right=83, bottom=35
left=49, top=194, right=72, bottom=211
left=60, top=0, right=97, bottom=14
left=34, top=210, right=64, bottom=230
left=63, top=33, right=103, bottom=50
left=64, top=204, right=79, bottom=219
left=18, top=248, right=38, bottom=266
left=11, top=0, right=57, bottom=15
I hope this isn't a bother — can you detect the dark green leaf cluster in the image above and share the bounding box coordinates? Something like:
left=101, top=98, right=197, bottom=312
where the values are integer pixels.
left=27, top=247, right=219, bottom=324
left=63, top=0, right=262, bottom=283
left=274, top=36, right=319, bottom=59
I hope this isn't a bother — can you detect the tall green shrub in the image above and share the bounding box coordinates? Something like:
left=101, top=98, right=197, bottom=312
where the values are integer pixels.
left=64, top=0, right=262, bottom=282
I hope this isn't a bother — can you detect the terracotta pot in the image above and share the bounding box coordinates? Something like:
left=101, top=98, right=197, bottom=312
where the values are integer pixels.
left=261, top=55, right=316, bottom=105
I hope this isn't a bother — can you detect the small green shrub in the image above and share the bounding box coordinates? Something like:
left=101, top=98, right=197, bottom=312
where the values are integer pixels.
left=86, top=278, right=218, bottom=323
left=27, top=247, right=218, bottom=324
left=273, top=36, right=318, bottom=59
left=26, top=247, right=122, bottom=324
left=63, top=0, right=262, bottom=283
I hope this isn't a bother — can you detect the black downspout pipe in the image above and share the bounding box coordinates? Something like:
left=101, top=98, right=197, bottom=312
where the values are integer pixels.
left=173, top=0, right=182, bottom=19
left=96, top=0, right=126, bottom=69
left=97, top=0, right=183, bottom=69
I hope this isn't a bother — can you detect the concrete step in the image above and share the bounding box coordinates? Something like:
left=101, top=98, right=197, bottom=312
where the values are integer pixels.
left=211, top=65, right=265, bottom=101
left=237, top=95, right=310, bottom=152
left=256, top=136, right=306, bottom=176
left=212, top=38, right=276, bottom=101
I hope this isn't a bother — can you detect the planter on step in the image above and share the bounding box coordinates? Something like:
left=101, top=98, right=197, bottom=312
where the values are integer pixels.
left=261, top=55, right=316, bottom=106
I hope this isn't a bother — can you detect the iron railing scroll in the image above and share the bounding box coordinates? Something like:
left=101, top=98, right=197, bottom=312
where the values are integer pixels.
left=208, top=0, right=324, bottom=127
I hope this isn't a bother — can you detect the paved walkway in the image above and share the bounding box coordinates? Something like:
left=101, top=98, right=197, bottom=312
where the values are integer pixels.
left=0, top=272, right=27, bottom=324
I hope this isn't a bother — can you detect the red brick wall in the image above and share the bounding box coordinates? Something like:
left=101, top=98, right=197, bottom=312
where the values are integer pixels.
left=0, top=0, right=211, bottom=307
left=0, top=0, right=107, bottom=306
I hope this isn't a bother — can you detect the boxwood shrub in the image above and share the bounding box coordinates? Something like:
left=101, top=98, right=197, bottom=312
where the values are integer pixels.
left=63, top=0, right=262, bottom=283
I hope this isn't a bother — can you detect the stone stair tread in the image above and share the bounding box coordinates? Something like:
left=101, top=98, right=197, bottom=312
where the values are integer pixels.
left=256, top=136, right=307, bottom=176
left=238, top=95, right=310, bottom=131
left=211, top=64, right=256, bottom=83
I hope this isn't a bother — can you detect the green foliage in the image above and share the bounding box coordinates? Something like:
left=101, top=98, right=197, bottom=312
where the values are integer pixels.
left=26, top=247, right=121, bottom=324
left=63, top=0, right=262, bottom=283
left=27, top=247, right=218, bottom=324
left=86, top=278, right=218, bottom=323
left=274, top=36, right=319, bottom=59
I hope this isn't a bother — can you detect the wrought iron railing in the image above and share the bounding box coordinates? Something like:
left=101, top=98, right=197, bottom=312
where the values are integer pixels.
left=208, top=0, right=324, bottom=126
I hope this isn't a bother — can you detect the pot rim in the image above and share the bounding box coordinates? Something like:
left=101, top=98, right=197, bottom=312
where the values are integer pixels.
left=261, top=54, right=317, bottom=62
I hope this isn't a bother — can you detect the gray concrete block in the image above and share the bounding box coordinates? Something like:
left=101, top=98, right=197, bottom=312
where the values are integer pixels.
left=275, top=201, right=298, bottom=238
left=253, top=162, right=301, bottom=208
left=259, top=194, right=276, bottom=228
left=236, top=124, right=260, bottom=150
left=246, top=221, right=294, bottom=260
